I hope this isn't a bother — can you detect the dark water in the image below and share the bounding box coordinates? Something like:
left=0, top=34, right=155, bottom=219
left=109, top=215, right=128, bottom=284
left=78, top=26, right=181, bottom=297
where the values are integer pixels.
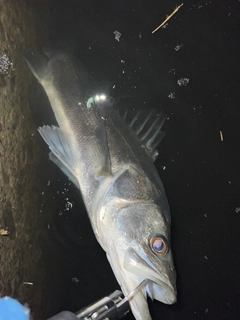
left=42, top=1, right=240, bottom=319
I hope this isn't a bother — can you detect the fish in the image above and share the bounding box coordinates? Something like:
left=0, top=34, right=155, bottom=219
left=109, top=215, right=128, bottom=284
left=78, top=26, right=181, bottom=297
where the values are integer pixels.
left=25, top=51, right=177, bottom=320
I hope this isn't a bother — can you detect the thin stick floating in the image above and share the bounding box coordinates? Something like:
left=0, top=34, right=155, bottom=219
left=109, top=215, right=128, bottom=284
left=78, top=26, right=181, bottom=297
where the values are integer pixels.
left=23, top=282, right=33, bottom=286
left=152, top=3, right=184, bottom=34
left=220, top=131, right=223, bottom=141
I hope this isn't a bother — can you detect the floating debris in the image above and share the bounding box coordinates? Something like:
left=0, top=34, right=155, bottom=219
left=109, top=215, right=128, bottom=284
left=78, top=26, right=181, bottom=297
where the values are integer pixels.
left=168, top=68, right=176, bottom=74
left=0, top=52, right=13, bottom=75
left=23, top=282, right=33, bottom=286
left=113, top=30, right=121, bottom=41
left=220, top=130, right=223, bottom=141
left=174, top=44, right=183, bottom=51
left=152, top=3, right=184, bottom=34
left=177, top=78, right=190, bottom=86
left=0, top=229, right=9, bottom=236
left=168, top=92, right=175, bottom=99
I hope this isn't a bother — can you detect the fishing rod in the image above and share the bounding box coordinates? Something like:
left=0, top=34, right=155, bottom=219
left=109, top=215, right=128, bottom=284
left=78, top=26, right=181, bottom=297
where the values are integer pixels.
left=47, top=279, right=148, bottom=320
left=0, top=279, right=148, bottom=320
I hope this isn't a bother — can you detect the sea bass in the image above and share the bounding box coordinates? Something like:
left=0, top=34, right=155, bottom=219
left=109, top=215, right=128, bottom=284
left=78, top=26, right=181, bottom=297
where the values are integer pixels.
left=25, top=51, right=177, bottom=320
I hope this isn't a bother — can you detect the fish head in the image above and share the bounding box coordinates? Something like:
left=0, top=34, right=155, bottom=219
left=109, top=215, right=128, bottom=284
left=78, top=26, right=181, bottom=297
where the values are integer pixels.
left=105, top=201, right=176, bottom=320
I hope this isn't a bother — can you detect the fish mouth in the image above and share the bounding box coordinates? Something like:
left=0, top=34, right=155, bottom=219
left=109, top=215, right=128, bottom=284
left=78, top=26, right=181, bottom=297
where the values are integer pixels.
left=107, top=242, right=176, bottom=320
left=123, top=246, right=177, bottom=305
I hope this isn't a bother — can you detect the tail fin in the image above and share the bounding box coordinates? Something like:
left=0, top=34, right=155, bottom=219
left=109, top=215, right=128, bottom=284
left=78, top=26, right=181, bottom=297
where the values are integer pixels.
left=24, top=51, right=48, bottom=82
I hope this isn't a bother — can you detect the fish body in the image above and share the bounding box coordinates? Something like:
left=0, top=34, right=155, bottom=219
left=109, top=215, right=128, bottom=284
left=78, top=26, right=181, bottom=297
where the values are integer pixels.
left=26, top=51, right=177, bottom=320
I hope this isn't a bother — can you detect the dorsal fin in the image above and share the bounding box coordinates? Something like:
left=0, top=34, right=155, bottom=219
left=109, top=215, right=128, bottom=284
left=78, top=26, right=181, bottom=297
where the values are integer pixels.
left=120, top=109, right=166, bottom=161
left=87, top=92, right=167, bottom=161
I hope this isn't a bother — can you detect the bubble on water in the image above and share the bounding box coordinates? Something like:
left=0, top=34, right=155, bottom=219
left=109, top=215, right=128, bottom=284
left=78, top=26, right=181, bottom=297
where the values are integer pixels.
left=177, top=78, right=190, bottom=86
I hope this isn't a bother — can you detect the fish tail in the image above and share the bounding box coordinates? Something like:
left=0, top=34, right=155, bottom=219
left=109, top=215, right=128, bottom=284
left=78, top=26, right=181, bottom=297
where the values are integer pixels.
left=24, top=52, right=48, bottom=82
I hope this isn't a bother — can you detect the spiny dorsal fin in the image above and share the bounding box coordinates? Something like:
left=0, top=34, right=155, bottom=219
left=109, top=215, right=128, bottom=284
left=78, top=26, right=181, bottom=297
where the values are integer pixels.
left=120, top=109, right=166, bottom=161
left=87, top=92, right=167, bottom=161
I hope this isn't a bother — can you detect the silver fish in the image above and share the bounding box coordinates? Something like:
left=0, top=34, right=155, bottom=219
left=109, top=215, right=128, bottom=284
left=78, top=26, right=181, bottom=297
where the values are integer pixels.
left=25, top=51, right=177, bottom=320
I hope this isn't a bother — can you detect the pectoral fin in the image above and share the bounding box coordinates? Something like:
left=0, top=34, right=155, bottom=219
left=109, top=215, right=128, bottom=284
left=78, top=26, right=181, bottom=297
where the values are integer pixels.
left=38, top=125, right=79, bottom=186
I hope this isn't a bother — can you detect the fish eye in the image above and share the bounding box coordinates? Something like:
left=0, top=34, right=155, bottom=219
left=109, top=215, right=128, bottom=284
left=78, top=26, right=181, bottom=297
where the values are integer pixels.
left=149, top=235, right=168, bottom=255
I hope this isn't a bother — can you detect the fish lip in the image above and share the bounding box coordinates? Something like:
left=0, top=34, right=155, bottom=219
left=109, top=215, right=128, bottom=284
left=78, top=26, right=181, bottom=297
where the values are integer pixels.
left=123, top=245, right=177, bottom=304
left=146, top=278, right=177, bottom=304
left=141, top=270, right=177, bottom=304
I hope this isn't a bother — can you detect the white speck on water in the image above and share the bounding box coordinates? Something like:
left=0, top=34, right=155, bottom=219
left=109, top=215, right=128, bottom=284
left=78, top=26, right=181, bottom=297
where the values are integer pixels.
left=204, top=213, right=207, bottom=218
left=174, top=44, right=183, bottom=51
left=177, top=78, right=190, bottom=86
left=204, top=255, right=208, bottom=259
left=65, top=201, right=73, bottom=210
left=169, top=68, right=176, bottom=74
left=121, top=59, right=125, bottom=64
left=168, top=92, right=175, bottom=99
left=47, top=180, right=50, bottom=186
left=235, top=207, right=240, bottom=213
left=113, top=30, right=121, bottom=41
left=72, top=277, right=80, bottom=283
left=162, top=166, right=166, bottom=171
left=162, top=23, right=168, bottom=29
left=58, top=211, right=63, bottom=216
left=139, top=32, right=142, bottom=39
